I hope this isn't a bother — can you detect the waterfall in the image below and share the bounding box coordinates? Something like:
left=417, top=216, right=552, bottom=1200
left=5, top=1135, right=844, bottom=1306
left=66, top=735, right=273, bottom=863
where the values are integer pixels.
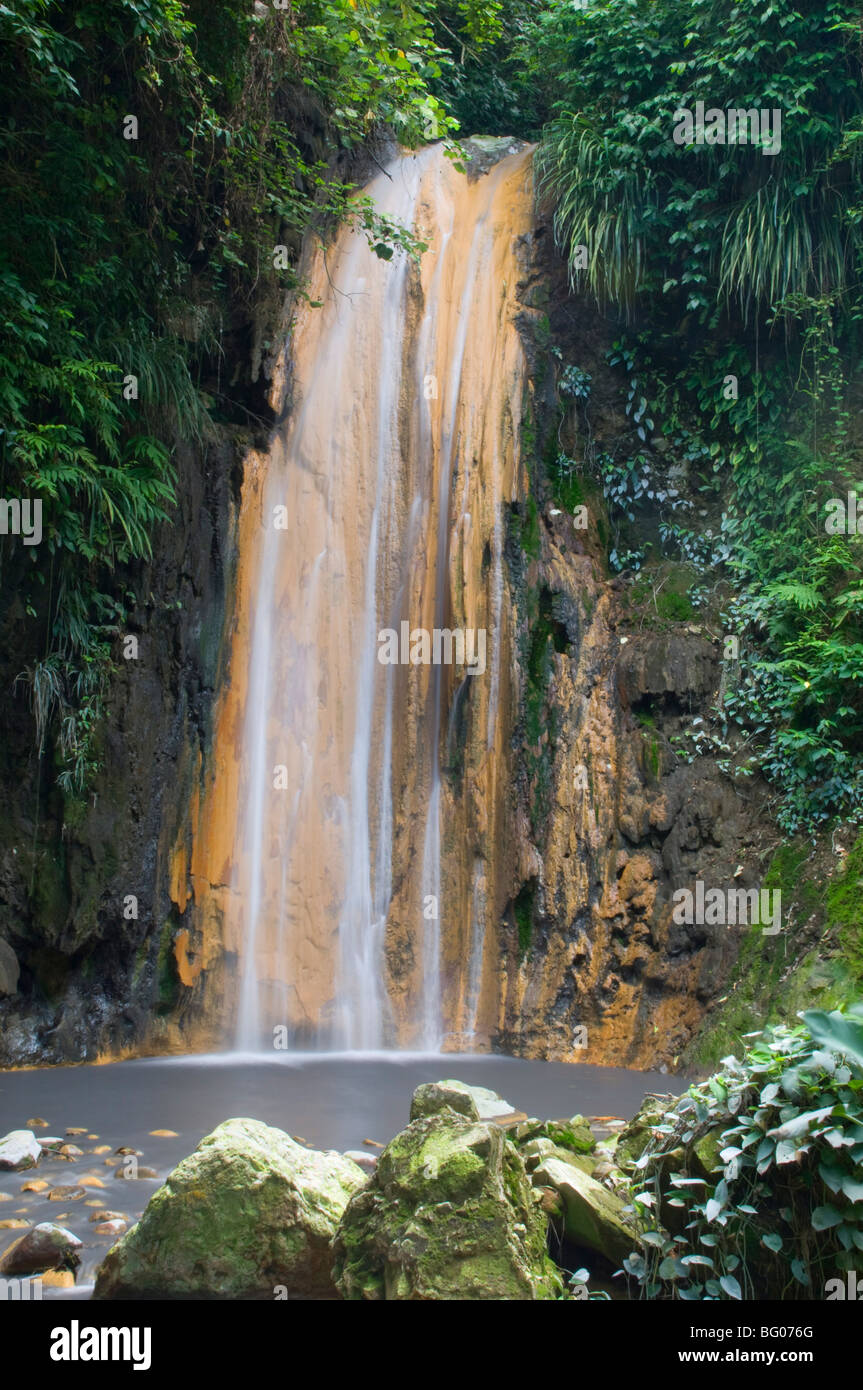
left=192, top=141, right=534, bottom=1053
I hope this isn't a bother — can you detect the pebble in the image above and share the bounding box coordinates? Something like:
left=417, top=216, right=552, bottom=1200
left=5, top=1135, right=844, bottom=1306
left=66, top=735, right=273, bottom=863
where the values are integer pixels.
left=113, top=1166, right=158, bottom=1180
left=115, top=1147, right=142, bottom=1156
left=41, top=1270, right=75, bottom=1288
left=65, top=1128, right=88, bottom=1136
left=78, top=1176, right=106, bottom=1188
left=47, top=1186, right=85, bottom=1202
left=20, top=1179, right=49, bottom=1193
left=94, top=1219, right=127, bottom=1235
left=59, top=1144, right=83, bottom=1159
left=26, top=1118, right=49, bottom=1129
left=149, top=1129, right=178, bottom=1138
left=362, top=1139, right=384, bottom=1149
left=0, top=1219, right=30, bottom=1229
left=91, top=1145, right=111, bottom=1155
left=88, top=1210, right=126, bottom=1223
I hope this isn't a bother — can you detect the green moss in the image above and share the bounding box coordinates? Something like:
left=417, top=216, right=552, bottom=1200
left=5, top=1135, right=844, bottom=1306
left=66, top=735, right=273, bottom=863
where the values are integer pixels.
left=156, top=917, right=181, bottom=1015
left=656, top=590, right=695, bottom=622
left=826, top=831, right=863, bottom=994
left=514, top=883, right=535, bottom=959
left=522, top=494, right=540, bottom=560
left=683, top=837, right=863, bottom=1071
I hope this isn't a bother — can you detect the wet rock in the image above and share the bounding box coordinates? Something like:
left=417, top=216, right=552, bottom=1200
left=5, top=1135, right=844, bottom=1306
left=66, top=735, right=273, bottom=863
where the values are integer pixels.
left=94, top=1220, right=127, bottom=1236
left=149, top=1129, right=178, bottom=1138
left=25, top=1118, right=48, bottom=1129
left=89, top=1210, right=126, bottom=1223
left=343, top=1150, right=378, bottom=1173
left=59, top=1144, right=83, bottom=1159
left=409, top=1080, right=516, bottom=1123
left=65, top=1128, right=88, bottom=1137
left=20, top=1179, right=49, bottom=1193
left=0, top=1222, right=82, bottom=1275
left=47, top=1186, right=85, bottom=1202
left=0, top=1219, right=30, bottom=1230
left=333, top=1112, right=561, bottom=1301
left=113, top=1165, right=158, bottom=1180
left=0, top=938, right=19, bottom=997
left=531, top=1158, right=640, bottom=1266
left=94, top=1117, right=367, bottom=1301
left=0, top=1130, right=42, bottom=1171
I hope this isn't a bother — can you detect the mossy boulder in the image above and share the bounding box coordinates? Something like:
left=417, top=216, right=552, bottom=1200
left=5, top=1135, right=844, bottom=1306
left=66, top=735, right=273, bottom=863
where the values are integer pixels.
left=409, top=1080, right=515, bottom=1122
left=532, top=1158, right=641, bottom=1266
left=93, top=1118, right=367, bottom=1300
left=514, top=1115, right=596, bottom=1157
left=614, top=1094, right=675, bottom=1170
left=333, top=1112, right=561, bottom=1300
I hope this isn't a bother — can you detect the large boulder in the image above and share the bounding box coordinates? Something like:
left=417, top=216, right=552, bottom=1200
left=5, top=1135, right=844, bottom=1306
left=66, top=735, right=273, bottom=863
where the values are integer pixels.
left=532, top=1157, right=641, bottom=1267
left=333, top=1112, right=561, bottom=1300
left=0, top=1223, right=81, bottom=1276
left=0, top=1130, right=41, bottom=1171
left=409, top=1080, right=516, bottom=1123
left=93, top=1118, right=366, bottom=1300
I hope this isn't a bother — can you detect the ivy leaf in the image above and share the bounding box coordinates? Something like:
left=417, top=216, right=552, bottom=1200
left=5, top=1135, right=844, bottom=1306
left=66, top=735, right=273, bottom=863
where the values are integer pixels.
left=811, top=1205, right=843, bottom=1230
left=720, top=1274, right=742, bottom=1300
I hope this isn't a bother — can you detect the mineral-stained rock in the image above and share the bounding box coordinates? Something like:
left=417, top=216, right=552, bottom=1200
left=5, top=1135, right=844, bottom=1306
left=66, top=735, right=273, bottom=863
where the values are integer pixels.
left=333, top=1112, right=561, bottom=1301
left=531, top=1157, right=640, bottom=1266
left=93, top=1117, right=367, bottom=1300
left=0, top=1222, right=82, bottom=1275
left=409, top=1080, right=516, bottom=1123
left=0, top=1130, right=42, bottom=1171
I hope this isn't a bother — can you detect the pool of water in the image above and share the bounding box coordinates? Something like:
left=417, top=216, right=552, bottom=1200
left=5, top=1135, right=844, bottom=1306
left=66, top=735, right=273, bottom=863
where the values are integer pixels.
left=0, top=1052, right=685, bottom=1297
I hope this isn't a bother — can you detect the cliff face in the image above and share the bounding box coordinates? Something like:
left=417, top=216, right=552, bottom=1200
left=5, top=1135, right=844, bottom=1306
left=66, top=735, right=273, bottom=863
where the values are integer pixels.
left=0, top=140, right=778, bottom=1068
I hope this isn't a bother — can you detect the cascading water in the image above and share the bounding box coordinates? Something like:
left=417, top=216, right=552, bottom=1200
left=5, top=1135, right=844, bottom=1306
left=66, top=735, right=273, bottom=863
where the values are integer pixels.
left=189, top=141, right=535, bottom=1053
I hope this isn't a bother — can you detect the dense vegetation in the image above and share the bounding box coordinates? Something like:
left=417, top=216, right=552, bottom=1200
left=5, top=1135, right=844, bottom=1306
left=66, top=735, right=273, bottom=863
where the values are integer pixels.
left=2, top=0, right=863, bottom=834
left=621, top=1006, right=863, bottom=1300
left=524, top=0, right=863, bottom=832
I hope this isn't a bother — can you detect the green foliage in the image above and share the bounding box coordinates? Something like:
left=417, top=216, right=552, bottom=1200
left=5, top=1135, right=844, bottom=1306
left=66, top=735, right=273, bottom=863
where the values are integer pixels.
left=623, top=1012, right=863, bottom=1300
left=531, top=0, right=863, bottom=326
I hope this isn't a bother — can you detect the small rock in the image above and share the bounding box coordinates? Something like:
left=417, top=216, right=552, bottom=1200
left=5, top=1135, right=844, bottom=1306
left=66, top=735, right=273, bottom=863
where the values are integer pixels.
left=26, top=1118, right=49, bottom=1129
left=47, top=1186, right=86, bottom=1202
left=37, top=1137, right=64, bottom=1150
left=20, top=1179, right=49, bottom=1193
left=0, top=1222, right=82, bottom=1275
left=115, top=1147, right=142, bottom=1156
left=0, top=1130, right=42, bottom=1171
left=362, top=1139, right=384, bottom=1149
left=91, top=1146, right=111, bottom=1155
left=89, top=1210, right=126, bottom=1223
left=149, top=1129, right=178, bottom=1138
left=343, top=1150, right=378, bottom=1173
left=79, top=1176, right=106, bottom=1188
left=94, top=1220, right=127, bottom=1236
left=0, top=1219, right=30, bottom=1230
left=113, top=1166, right=158, bottom=1179
left=65, top=1128, right=88, bottom=1137
left=59, top=1144, right=83, bottom=1159
left=41, top=1270, right=75, bottom=1288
